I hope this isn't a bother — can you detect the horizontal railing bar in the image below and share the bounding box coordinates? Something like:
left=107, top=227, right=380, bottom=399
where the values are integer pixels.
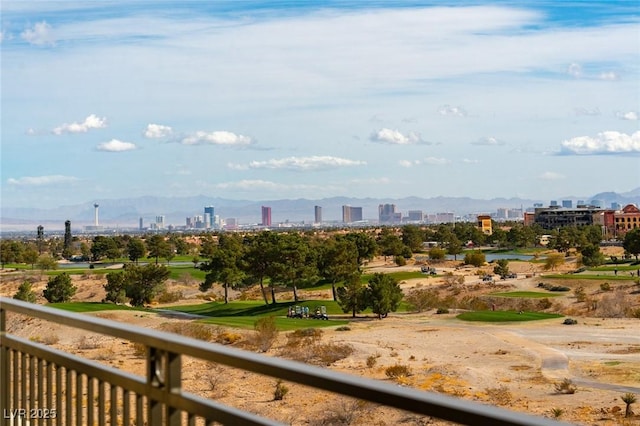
left=1, top=298, right=570, bottom=426
left=2, top=335, right=282, bottom=426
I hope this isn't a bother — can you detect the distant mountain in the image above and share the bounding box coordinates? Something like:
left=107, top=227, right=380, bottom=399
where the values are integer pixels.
left=1, top=188, right=638, bottom=231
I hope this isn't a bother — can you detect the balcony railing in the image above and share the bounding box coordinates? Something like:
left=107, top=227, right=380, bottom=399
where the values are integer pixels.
left=0, top=297, right=569, bottom=425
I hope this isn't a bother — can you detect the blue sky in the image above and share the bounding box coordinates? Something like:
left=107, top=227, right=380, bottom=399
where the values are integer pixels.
left=1, top=1, right=638, bottom=209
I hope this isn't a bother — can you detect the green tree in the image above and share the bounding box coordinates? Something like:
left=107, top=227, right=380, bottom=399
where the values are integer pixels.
left=493, top=259, right=510, bottom=278
left=269, top=233, right=317, bottom=302
left=62, top=220, right=73, bottom=259
left=366, top=273, right=403, bottom=319
left=544, top=253, right=565, bottom=271
left=127, top=238, right=147, bottom=264
left=199, top=234, right=245, bottom=304
left=317, top=236, right=359, bottom=301
left=377, top=228, right=405, bottom=261
left=336, top=272, right=368, bottom=318
left=428, top=246, right=446, bottom=261
left=623, top=228, right=640, bottom=260
left=91, top=236, right=120, bottom=261
left=23, top=248, right=39, bottom=269
left=401, top=225, right=424, bottom=253
left=344, top=232, right=378, bottom=268
left=14, top=281, right=37, bottom=303
left=580, top=244, right=605, bottom=267
left=146, top=235, right=171, bottom=264
left=464, top=250, right=486, bottom=267
left=36, top=254, right=58, bottom=271
left=0, top=240, right=24, bottom=267
left=243, top=232, right=279, bottom=304
left=446, top=235, right=463, bottom=261
left=123, top=263, right=170, bottom=307
left=103, top=271, right=128, bottom=304
left=43, top=273, right=76, bottom=303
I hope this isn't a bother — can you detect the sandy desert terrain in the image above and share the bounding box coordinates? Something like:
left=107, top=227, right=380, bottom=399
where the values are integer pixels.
left=1, top=255, right=639, bottom=425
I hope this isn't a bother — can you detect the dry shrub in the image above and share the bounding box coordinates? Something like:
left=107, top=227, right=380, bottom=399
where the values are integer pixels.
left=554, top=378, right=577, bottom=394
left=77, top=335, right=101, bottom=350
left=597, top=291, right=631, bottom=318
left=406, top=289, right=441, bottom=312
left=314, top=342, right=354, bottom=366
left=31, top=334, right=59, bottom=345
left=131, top=342, right=146, bottom=358
left=161, top=322, right=214, bottom=341
left=311, top=398, right=371, bottom=426
left=485, top=386, right=513, bottom=406
left=385, top=364, right=412, bottom=379
left=215, top=331, right=242, bottom=345
left=274, top=379, right=289, bottom=401
left=252, top=316, right=278, bottom=352
left=94, top=347, right=116, bottom=361
left=285, top=328, right=324, bottom=349
left=157, top=290, right=183, bottom=304
left=366, top=354, right=379, bottom=368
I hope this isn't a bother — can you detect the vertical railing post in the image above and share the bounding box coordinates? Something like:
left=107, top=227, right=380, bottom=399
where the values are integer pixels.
left=0, top=305, right=8, bottom=426
left=147, top=347, right=181, bottom=426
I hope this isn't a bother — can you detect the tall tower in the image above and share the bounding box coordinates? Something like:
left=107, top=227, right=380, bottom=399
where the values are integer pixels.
left=204, top=206, right=215, bottom=228
left=314, top=205, right=322, bottom=224
left=93, top=203, right=99, bottom=226
left=261, top=206, right=272, bottom=227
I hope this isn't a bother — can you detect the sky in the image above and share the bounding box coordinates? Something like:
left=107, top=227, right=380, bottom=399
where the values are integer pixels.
left=1, top=0, right=639, bottom=209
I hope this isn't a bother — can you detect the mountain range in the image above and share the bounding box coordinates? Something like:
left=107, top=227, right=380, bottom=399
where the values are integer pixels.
left=2, top=188, right=639, bottom=232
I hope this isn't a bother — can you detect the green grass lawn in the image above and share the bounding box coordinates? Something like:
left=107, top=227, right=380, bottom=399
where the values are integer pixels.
left=457, top=311, right=563, bottom=322
left=197, top=316, right=348, bottom=330
left=490, top=291, right=563, bottom=298
left=588, top=265, right=639, bottom=272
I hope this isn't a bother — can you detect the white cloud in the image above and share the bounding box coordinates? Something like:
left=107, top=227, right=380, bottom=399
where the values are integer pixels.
left=370, top=128, right=424, bottom=145
left=462, top=158, right=480, bottom=164
left=616, top=111, right=638, bottom=121
left=438, top=105, right=467, bottom=117
left=574, top=107, right=601, bottom=116
left=7, top=175, right=79, bottom=186
left=228, top=155, right=366, bottom=171
left=21, top=21, right=55, bottom=46
left=538, top=171, right=565, bottom=181
left=350, top=177, right=391, bottom=185
left=96, top=139, right=137, bottom=152
left=398, top=160, right=416, bottom=168
left=52, top=114, right=107, bottom=135
left=181, top=131, right=253, bottom=146
left=560, top=131, right=640, bottom=155
left=471, top=136, right=505, bottom=146
left=567, top=63, right=582, bottom=78
left=423, top=157, right=450, bottom=165
left=144, top=123, right=173, bottom=138
left=398, top=157, right=450, bottom=166
left=599, top=71, right=619, bottom=81
left=214, top=179, right=319, bottom=191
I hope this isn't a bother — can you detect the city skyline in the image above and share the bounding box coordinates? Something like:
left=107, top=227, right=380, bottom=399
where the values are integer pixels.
left=1, top=1, right=639, bottom=210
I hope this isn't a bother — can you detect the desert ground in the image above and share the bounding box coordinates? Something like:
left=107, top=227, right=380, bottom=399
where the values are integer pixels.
left=1, top=253, right=639, bottom=425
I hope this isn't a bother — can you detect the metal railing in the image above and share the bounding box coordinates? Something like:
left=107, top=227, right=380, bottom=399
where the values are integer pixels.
left=0, top=298, right=569, bottom=425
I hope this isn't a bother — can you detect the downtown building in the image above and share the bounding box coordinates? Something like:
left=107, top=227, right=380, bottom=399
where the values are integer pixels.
left=342, top=205, right=363, bottom=223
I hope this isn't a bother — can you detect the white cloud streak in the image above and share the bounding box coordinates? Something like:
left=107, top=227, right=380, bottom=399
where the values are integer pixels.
left=471, top=136, right=505, bottom=146
left=228, top=156, right=366, bottom=171
left=52, top=114, right=107, bottom=135
left=7, top=175, right=79, bottom=186
left=144, top=123, right=173, bottom=138
left=97, top=139, right=137, bottom=152
left=561, top=131, right=640, bottom=155
left=370, top=128, right=424, bottom=145
left=214, top=179, right=319, bottom=191
left=616, top=111, right=638, bottom=121
left=538, top=171, right=565, bottom=181
left=181, top=131, right=253, bottom=146
left=21, top=21, right=55, bottom=46
left=398, top=157, right=450, bottom=167
left=438, top=105, right=467, bottom=117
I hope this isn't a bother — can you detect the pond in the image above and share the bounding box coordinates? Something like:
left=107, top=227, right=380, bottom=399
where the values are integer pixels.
left=446, top=253, right=534, bottom=262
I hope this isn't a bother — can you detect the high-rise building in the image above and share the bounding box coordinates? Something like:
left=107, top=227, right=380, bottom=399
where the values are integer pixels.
left=562, top=200, right=573, bottom=208
left=139, top=217, right=144, bottom=230
left=156, top=215, right=165, bottom=229
left=407, top=210, right=423, bottom=222
left=261, top=206, right=272, bottom=226
left=378, top=204, right=401, bottom=223
left=550, top=200, right=558, bottom=207
left=342, top=205, right=363, bottom=223
left=314, top=205, right=322, bottom=224
left=204, top=206, right=215, bottom=228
